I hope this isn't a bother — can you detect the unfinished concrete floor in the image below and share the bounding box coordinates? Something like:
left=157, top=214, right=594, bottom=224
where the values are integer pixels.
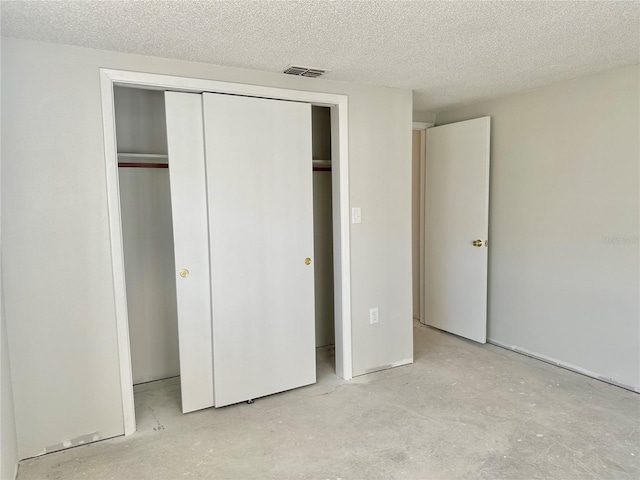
left=18, top=322, right=639, bottom=479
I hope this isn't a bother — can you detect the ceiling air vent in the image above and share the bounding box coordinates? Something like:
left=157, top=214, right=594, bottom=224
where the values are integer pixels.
left=283, top=65, right=328, bottom=78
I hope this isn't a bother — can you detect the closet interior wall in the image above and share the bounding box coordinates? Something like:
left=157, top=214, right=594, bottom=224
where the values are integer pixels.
left=114, top=86, right=180, bottom=385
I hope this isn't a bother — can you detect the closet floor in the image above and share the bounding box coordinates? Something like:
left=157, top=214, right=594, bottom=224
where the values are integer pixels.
left=17, top=326, right=639, bottom=480
left=134, top=376, right=182, bottom=435
left=131, top=345, right=338, bottom=437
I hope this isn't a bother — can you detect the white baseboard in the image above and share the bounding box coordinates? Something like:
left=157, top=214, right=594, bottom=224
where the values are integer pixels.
left=487, top=338, right=639, bottom=394
left=392, top=357, right=414, bottom=368
left=358, top=357, right=413, bottom=376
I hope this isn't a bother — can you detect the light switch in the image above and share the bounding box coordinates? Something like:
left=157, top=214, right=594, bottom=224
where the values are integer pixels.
left=352, top=207, right=362, bottom=224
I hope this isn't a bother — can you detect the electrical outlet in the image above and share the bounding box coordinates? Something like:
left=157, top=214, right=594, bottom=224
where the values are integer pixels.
left=369, top=307, right=379, bottom=325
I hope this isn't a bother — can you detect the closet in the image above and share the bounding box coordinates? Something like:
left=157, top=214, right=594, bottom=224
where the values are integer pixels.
left=115, top=87, right=179, bottom=386
left=114, top=86, right=335, bottom=420
left=312, top=106, right=335, bottom=348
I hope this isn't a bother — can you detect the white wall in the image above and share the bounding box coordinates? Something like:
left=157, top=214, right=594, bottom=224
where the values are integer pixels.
left=437, top=64, right=640, bottom=390
left=413, top=111, right=436, bottom=124
left=114, top=87, right=168, bottom=154
left=1, top=271, right=18, bottom=480
left=1, top=37, right=413, bottom=458
left=1, top=41, right=21, bottom=477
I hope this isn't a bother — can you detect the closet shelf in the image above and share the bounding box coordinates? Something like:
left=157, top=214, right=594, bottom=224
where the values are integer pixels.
left=118, top=153, right=169, bottom=169
left=312, top=159, right=331, bottom=172
left=117, top=153, right=168, bottom=159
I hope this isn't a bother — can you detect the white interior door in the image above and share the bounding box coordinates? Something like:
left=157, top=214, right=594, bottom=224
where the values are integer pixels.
left=424, top=117, right=490, bottom=343
left=203, top=93, right=316, bottom=407
left=164, top=92, right=214, bottom=412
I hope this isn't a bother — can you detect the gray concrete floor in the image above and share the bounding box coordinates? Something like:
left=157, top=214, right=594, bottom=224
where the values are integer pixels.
left=18, top=322, right=639, bottom=479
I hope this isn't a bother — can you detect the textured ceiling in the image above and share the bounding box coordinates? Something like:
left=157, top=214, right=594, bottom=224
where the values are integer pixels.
left=1, top=1, right=639, bottom=111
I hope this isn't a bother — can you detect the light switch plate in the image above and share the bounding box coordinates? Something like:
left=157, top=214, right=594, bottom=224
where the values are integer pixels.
left=352, top=207, right=362, bottom=224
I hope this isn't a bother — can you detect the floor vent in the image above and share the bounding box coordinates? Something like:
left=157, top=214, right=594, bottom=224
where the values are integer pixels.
left=283, top=65, right=327, bottom=78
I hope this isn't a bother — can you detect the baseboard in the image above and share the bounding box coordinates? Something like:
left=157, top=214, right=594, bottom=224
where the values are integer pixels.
left=392, top=357, right=414, bottom=368
left=487, top=338, right=639, bottom=394
left=357, top=357, right=413, bottom=377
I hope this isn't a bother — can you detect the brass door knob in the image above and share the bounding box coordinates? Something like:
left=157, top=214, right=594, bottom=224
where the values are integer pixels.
left=179, top=269, right=190, bottom=278
left=472, top=240, right=483, bottom=247
left=305, top=257, right=312, bottom=265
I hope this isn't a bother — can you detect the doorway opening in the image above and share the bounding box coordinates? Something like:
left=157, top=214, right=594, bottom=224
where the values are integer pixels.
left=312, top=106, right=336, bottom=381
left=114, top=86, right=183, bottom=428
left=102, top=69, right=352, bottom=435
left=411, top=123, right=430, bottom=326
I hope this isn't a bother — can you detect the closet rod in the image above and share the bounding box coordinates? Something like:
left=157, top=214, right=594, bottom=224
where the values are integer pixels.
left=118, top=162, right=168, bottom=169
left=118, top=162, right=331, bottom=172
left=118, top=163, right=327, bottom=171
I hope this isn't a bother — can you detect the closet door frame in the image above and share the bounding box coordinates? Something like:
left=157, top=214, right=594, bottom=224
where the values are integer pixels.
left=99, top=68, right=353, bottom=436
left=412, top=121, right=434, bottom=324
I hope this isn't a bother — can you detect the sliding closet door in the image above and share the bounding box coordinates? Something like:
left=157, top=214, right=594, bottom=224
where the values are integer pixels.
left=203, top=93, right=316, bottom=407
left=164, top=92, right=214, bottom=413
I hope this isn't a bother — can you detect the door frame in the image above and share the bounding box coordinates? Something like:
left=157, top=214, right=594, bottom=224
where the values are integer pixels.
left=100, top=68, right=353, bottom=436
left=412, top=121, right=434, bottom=324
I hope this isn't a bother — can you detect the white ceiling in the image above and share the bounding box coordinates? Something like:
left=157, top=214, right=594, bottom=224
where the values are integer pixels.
left=2, top=1, right=639, bottom=112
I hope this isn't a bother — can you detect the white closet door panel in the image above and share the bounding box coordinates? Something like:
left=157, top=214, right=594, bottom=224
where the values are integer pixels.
left=165, top=92, right=214, bottom=413
left=203, top=93, right=316, bottom=407
left=425, top=117, right=490, bottom=343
